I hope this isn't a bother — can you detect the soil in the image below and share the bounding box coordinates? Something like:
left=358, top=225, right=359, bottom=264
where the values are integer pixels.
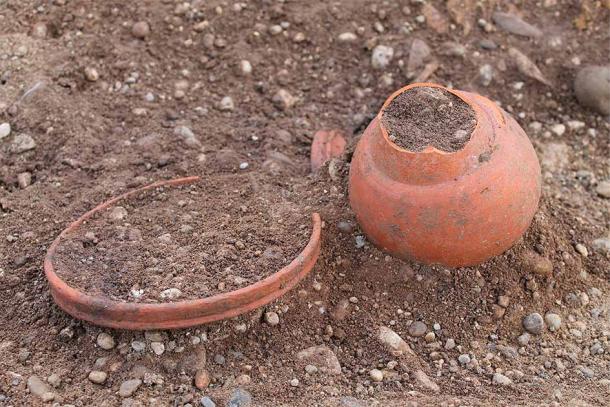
left=382, top=87, right=476, bottom=152
left=0, top=1, right=609, bottom=407
left=53, top=177, right=310, bottom=302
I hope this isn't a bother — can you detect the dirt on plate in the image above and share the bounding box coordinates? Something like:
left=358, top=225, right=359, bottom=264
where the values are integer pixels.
left=53, top=176, right=311, bottom=302
left=382, top=87, right=476, bottom=152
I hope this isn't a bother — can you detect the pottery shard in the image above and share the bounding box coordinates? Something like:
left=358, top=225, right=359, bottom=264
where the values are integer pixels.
left=296, top=345, right=342, bottom=375
left=492, top=12, right=542, bottom=38
left=310, top=129, right=347, bottom=172
left=378, top=326, right=416, bottom=357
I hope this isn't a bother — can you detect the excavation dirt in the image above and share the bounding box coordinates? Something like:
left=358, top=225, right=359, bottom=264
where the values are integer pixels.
left=382, top=87, right=476, bottom=152
left=0, top=1, right=609, bottom=406
left=53, top=177, right=310, bottom=302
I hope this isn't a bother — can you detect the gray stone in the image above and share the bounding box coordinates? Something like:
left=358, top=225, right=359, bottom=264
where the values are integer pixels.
left=27, top=376, right=55, bottom=402
left=226, top=388, right=252, bottom=407
left=492, top=372, right=512, bottom=385
left=264, top=311, right=280, bottom=326
left=97, top=332, right=116, bottom=350
left=174, top=126, right=201, bottom=148
left=458, top=354, right=471, bottom=364
left=523, top=313, right=544, bottom=335
left=88, top=371, right=107, bottom=384
left=119, top=379, right=142, bottom=398
left=272, top=89, right=297, bottom=110
left=371, top=45, right=394, bottom=69
left=11, top=134, right=36, bottom=154
left=406, top=39, right=430, bottom=77
left=218, top=96, right=235, bottom=111
left=408, top=321, right=427, bottom=337
left=492, top=12, right=542, bottom=38
left=378, top=326, right=415, bottom=357
left=0, top=122, right=10, bottom=139
left=574, top=66, right=610, bottom=115
left=478, top=64, right=494, bottom=86
left=545, top=313, right=562, bottom=332
left=497, top=345, right=518, bottom=359
left=131, top=341, right=146, bottom=352
left=160, top=288, right=182, bottom=300
left=200, top=396, right=216, bottom=407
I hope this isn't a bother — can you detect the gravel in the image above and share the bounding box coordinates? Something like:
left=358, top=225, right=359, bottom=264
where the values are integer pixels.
left=458, top=354, right=471, bottom=365
left=523, top=313, right=545, bottom=335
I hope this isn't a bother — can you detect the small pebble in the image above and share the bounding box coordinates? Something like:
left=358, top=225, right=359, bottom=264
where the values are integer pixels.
left=119, top=379, right=142, bottom=398
left=371, top=45, right=394, bottom=69
left=458, top=354, right=471, bottom=365
left=84, top=67, right=100, bottom=82
left=408, top=321, right=427, bottom=337
left=264, top=311, right=280, bottom=326
left=218, top=96, right=235, bottom=111
left=289, top=378, right=300, bottom=387
left=545, top=313, right=562, bottom=331
left=369, top=369, right=383, bottom=382
left=492, top=372, right=512, bottom=386
left=97, top=333, right=116, bottom=350
left=88, top=371, right=107, bottom=384
left=200, top=396, right=216, bottom=407
left=523, top=313, right=545, bottom=335
left=0, top=122, right=11, bottom=139
left=132, top=21, right=150, bottom=39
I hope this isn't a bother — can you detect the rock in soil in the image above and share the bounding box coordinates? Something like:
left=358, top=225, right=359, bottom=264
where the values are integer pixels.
left=119, top=379, right=142, bottom=398
left=574, top=66, right=610, bottom=115
left=492, top=12, right=542, bottom=38
left=523, top=313, right=545, bottom=335
left=88, top=371, right=107, bottom=384
left=27, top=376, right=55, bottom=402
left=296, top=345, right=342, bottom=375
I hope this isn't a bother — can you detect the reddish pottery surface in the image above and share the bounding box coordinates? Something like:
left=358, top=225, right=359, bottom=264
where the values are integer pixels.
left=44, top=176, right=322, bottom=330
left=348, top=83, right=542, bottom=267
left=310, top=129, right=347, bottom=172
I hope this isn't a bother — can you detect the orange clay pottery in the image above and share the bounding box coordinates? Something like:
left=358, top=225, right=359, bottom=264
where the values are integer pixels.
left=44, top=176, right=321, bottom=330
left=348, top=83, right=541, bottom=267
